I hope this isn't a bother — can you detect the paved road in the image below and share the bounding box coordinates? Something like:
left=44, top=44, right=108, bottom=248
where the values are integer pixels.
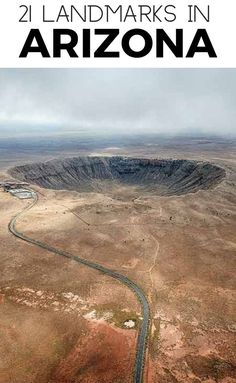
left=8, top=191, right=150, bottom=383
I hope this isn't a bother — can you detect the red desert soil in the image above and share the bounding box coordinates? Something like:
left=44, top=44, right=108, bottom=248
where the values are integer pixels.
left=50, top=322, right=136, bottom=383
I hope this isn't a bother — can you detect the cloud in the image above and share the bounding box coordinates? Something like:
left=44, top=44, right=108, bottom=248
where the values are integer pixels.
left=0, top=69, right=235, bottom=137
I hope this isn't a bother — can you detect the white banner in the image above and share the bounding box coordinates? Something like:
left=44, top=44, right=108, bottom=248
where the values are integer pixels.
left=0, top=0, right=235, bottom=67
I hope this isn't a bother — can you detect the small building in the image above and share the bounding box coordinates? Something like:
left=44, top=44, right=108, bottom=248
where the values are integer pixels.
left=8, top=189, right=34, bottom=199
left=0, top=181, right=30, bottom=192
left=0, top=181, right=33, bottom=199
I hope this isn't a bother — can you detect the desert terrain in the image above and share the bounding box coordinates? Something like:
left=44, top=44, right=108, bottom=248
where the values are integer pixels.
left=0, top=136, right=235, bottom=383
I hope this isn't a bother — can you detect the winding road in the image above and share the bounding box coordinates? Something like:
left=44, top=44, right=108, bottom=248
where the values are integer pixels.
left=8, top=190, right=150, bottom=383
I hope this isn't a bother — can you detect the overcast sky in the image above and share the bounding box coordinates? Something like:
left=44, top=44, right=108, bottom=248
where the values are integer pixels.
left=0, top=69, right=235, bottom=138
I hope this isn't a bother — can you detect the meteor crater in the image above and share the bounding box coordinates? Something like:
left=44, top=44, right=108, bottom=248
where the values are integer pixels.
left=9, top=156, right=225, bottom=196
